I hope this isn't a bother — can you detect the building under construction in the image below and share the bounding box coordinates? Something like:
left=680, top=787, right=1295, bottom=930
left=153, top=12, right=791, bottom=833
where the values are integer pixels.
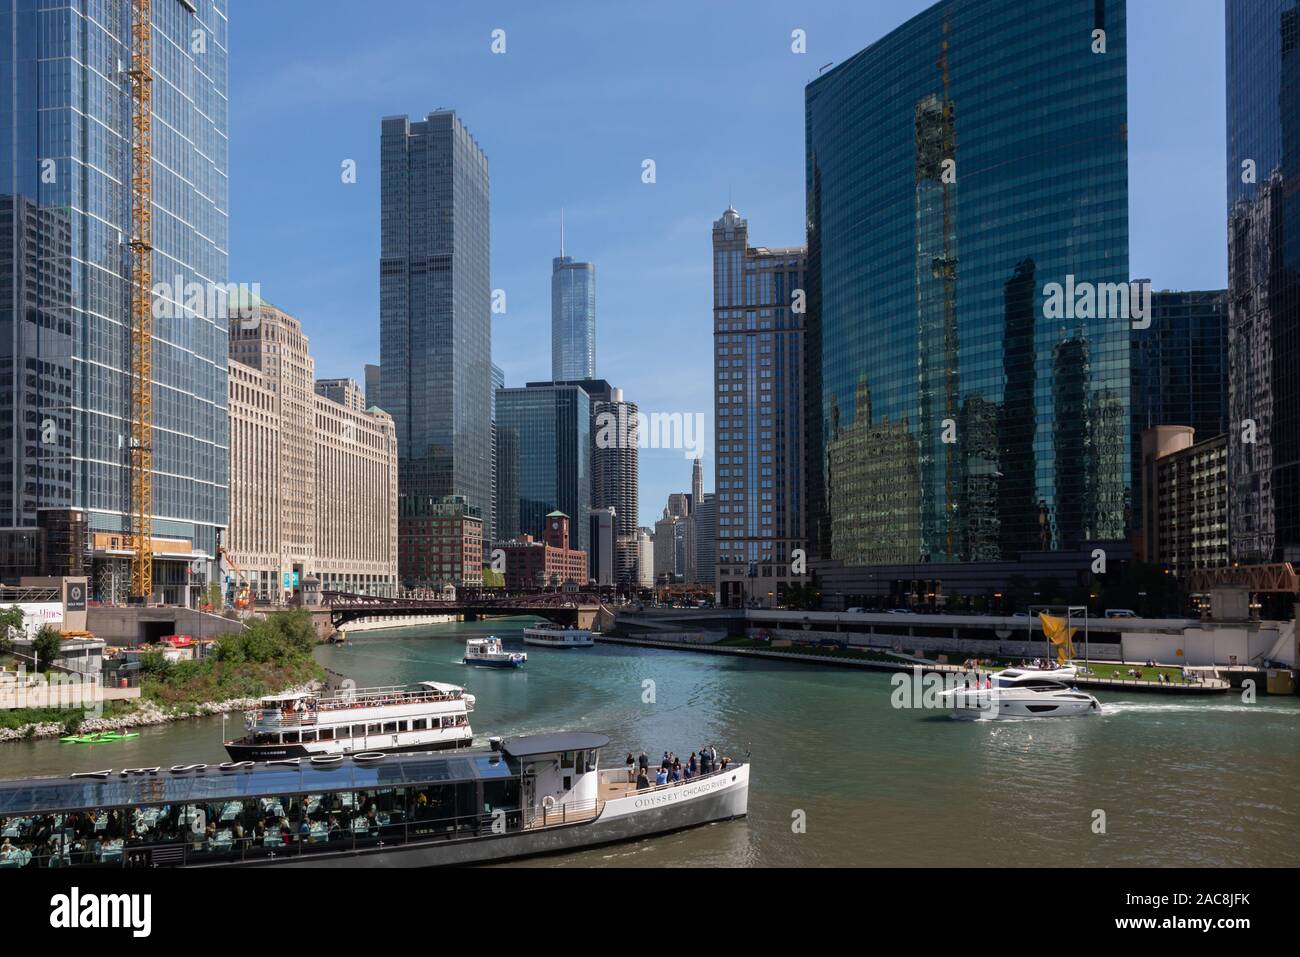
left=0, top=1, right=230, bottom=604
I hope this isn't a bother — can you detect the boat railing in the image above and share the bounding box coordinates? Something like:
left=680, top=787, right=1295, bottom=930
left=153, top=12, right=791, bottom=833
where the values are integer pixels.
left=521, top=796, right=604, bottom=830
left=248, top=689, right=466, bottom=727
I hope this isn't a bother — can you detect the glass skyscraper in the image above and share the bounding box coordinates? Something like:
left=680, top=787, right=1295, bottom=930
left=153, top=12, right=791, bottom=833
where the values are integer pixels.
left=711, top=207, right=806, bottom=607
left=380, top=111, right=494, bottom=567
left=805, top=0, right=1130, bottom=588
left=552, top=255, right=595, bottom=381
left=1130, top=289, right=1229, bottom=527
left=0, top=0, right=229, bottom=601
left=494, top=383, right=590, bottom=554
left=556, top=252, right=600, bottom=382
left=1226, top=0, right=1300, bottom=565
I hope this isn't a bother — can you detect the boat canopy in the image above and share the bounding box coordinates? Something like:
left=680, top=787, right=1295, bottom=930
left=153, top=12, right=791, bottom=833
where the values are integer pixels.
left=258, top=691, right=312, bottom=704
left=502, top=732, right=610, bottom=758
left=418, top=681, right=464, bottom=694
left=0, top=750, right=517, bottom=817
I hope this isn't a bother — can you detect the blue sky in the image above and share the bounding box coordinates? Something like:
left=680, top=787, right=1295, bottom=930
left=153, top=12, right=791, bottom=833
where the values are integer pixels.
left=228, top=0, right=1227, bottom=528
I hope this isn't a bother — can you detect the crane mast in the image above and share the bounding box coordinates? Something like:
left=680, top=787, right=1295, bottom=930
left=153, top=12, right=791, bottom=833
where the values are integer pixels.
left=127, top=0, right=154, bottom=600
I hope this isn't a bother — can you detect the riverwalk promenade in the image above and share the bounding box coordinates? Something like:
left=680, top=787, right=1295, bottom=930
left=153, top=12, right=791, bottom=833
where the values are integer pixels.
left=596, top=634, right=1232, bottom=694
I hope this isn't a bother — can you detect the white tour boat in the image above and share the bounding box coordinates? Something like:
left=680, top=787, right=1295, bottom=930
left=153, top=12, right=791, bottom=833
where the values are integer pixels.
left=463, top=636, right=527, bottom=669
left=225, top=681, right=475, bottom=760
left=522, top=623, right=595, bottom=648
left=940, top=667, right=1101, bottom=720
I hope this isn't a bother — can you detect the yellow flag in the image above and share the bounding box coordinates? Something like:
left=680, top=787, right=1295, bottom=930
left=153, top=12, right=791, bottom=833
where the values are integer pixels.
left=1038, top=612, right=1077, bottom=665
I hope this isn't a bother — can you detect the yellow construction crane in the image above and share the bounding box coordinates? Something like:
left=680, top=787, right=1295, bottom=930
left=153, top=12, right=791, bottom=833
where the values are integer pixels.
left=127, top=0, right=153, bottom=600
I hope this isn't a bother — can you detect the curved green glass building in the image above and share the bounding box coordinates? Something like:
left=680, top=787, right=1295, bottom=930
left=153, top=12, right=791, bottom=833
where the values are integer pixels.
left=805, top=0, right=1131, bottom=593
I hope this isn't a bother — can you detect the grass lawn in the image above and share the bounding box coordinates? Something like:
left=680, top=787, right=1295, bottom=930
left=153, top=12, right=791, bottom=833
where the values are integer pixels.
left=716, top=635, right=903, bottom=663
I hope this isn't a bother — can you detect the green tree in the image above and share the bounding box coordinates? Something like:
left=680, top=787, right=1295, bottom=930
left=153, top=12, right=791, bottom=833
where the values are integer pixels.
left=0, top=605, right=23, bottom=656
left=202, top=581, right=223, bottom=610
left=33, top=625, right=63, bottom=672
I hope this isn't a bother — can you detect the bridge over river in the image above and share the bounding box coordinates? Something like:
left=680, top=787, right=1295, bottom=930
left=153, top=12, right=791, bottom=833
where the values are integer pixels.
left=315, top=591, right=613, bottom=634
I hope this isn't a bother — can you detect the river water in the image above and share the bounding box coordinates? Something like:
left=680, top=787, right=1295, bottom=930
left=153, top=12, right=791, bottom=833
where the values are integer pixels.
left=5, top=617, right=1298, bottom=867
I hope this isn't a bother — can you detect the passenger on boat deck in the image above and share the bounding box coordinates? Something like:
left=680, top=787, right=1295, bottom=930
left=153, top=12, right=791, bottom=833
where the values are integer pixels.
left=689, top=752, right=698, bottom=776
left=661, top=752, right=671, bottom=771
left=625, top=752, right=635, bottom=782
left=635, top=768, right=650, bottom=790
left=638, top=751, right=649, bottom=772
left=655, top=767, right=668, bottom=786
left=672, top=762, right=683, bottom=783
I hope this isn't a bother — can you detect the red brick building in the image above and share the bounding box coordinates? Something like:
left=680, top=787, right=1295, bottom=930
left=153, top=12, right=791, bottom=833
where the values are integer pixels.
left=495, top=511, right=588, bottom=590
left=398, top=495, right=484, bottom=589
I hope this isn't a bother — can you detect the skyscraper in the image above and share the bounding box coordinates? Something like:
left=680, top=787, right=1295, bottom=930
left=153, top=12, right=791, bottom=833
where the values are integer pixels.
left=589, top=385, right=639, bottom=588
left=1130, top=290, right=1229, bottom=533
left=380, top=111, right=493, bottom=574
left=0, top=0, right=229, bottom=603
left=805, top=0, right=1131, bottom=603
left=494, top=382, right=591, bottom=553
left=712, top=207, right=807, bottom=607
left=552, top=239, right=596, bottom=381
left=1226, top=0, right=1300, bottom=565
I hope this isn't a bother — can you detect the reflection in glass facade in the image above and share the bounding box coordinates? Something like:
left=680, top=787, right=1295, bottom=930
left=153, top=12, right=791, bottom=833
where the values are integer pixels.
left=1227, top=0, right=1300, bottom=564
left=552, top=256, right=595, bottom=381
left=1130, top=290, right=1228, bottom=529
left=494, top=383, right=590, bottom=553
left=711, top=207, right=806, bottom=606
left=805, top=0, right=1131, bottom=569
left=1, top=0, right=230, bottom=598
left=380, top=112, right=494, bottom=568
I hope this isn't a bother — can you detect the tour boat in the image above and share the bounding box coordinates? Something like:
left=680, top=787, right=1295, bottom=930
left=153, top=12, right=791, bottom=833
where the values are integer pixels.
left=0, top=733, right=750, bottom=868
left=940, top=668, right=1101, bottom=720
left=463, top=637, right=526, bottom=669
left=522, top=624, right=594, bottom=648
left=224, top=681, right=475, bottom=760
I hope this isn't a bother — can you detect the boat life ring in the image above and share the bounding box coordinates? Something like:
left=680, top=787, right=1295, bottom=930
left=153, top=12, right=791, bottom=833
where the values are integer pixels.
left=541, top=795, right=557, bottom=809
left=310, top=755, right=344, bottom=765
left=352, top=752, right=387, bottom=762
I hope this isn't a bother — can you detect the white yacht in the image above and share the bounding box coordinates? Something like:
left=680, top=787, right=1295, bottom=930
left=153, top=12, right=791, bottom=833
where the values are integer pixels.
left=522, top=623, right=595, bottom=648
left=463, top=636, right=527, bottom=669
left=940, top=667, right=1101, bottom=720
left=225, top=681, right=475, bottom=760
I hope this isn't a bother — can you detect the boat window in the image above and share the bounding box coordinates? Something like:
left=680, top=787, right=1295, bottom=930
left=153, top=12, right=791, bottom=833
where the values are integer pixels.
left=413, top=718, right=428, bottom=731
left=319, top=727, right=334, bottom=741
left=399, top=721, right=410, bottom=733
left=383, top=722, right=398, bottom=734
left=351, top=788, right=408, bottom=848
left=367, top=723, right=381, bottom=735
left=301, top=730, right=317, bottom=743
left=587, top=750, right=599, bottom=770
left=283, top=731, right=300, bottom=744
left=560, top=751, right=575, bottom=769
left=352, top=724, right=365, bottom=738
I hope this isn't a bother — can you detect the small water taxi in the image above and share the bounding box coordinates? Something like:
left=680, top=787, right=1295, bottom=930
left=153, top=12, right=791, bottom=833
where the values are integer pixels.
left=940, top=667, right=1101, bottom=720
left=522, top=624, right=594, bottom=648
left=224, top=682, right=475, bottom=760
left=463, top=637, right=526, bottom=669
left=0, top=733, right=749, bottom=868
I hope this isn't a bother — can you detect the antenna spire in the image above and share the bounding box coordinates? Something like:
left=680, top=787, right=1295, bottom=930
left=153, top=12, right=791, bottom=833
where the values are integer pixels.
left=560, top=207, right=565, bottom=258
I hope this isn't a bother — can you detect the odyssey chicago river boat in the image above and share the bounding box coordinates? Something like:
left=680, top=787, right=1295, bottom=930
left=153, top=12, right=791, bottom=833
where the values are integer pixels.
left=522, top=623, right=594, bottom=648
left=0, top=733, right=749, bottom=868
left=224, top=681, right=475, bottom=761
